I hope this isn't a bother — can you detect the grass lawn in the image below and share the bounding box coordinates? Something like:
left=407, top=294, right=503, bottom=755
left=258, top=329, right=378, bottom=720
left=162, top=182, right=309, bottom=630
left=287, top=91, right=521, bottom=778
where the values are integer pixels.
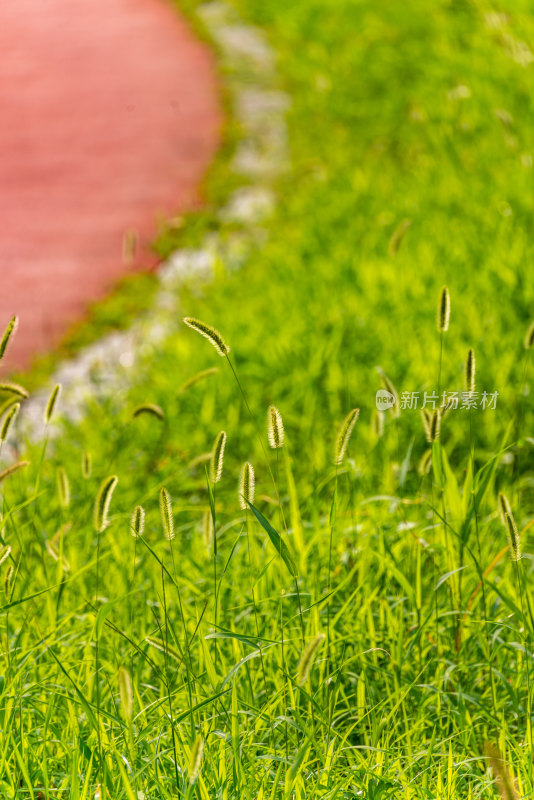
left=2, top=0, right=534, bottom=797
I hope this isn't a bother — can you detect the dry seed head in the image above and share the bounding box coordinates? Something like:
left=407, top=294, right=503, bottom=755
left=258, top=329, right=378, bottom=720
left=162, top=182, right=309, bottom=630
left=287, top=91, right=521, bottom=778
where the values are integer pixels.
left=0, top=460, right=30, bottom=484
left=188, top=736, right=205, bottom=784
left=0, top=382, right=29, bottom=400
left=297, top=632, right=326, bottom=685
left=0, top=545, right=11, bottom=568
left=371, top=409, right=384, bottom=439
left=118, top=666, right=134, bottom=720
left=437, top=286, right=451, bottom=333
left=56, top=467, right=70, bottom=509
left=159, top=487, right=175, bottom=541
left=524, top=320, right=534, bottom=350
left=94, top=475, right=118, bottom=533
left=4, top=564, right=14, bottom=600
left=484, top=742, right=518, bottom=800
left=132, top=403, right=165, bottom=421
left=498, top=493, right=521, bottom=561
left=45, top=383, right=62, bottom=424
left=267, top=405, right=284, bottom=449
left=131, top=505, right=145, bottom=538
left=334, top=408, right=360, bottom=465
left=0, top=316, right=18, bottom=361
left=82, top=450, right=92, bottom=479
left=239, top=461, right=255, bottom=509
left=183, top=317, right=230, bottom=357
left=211, top=431, right=227, bottom=484
left=428, top=408, right=441, bottom=443
left=418, top=449, right=433, bottom=476
left=0, top=402, right=19, bottom=443
left=464, top=348, right=476, bottom=394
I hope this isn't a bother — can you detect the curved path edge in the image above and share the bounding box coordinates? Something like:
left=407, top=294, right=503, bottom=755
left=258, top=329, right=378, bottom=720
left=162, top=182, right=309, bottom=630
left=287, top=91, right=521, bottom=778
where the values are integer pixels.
left=7, top=0, right=290, bottom=450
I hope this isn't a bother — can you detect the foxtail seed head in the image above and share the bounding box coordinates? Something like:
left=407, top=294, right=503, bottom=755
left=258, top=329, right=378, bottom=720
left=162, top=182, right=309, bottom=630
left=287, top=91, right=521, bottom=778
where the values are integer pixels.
left=498, top=492, right=521, bottom=561
left=484, top=742, right=519, bottom=800
left=45, top=383, right=62, bottom=424
left=297, top=632, right=326, bottom=685
left=159, top=488, right=175, bottom=541
left=239, top=461, right=255, bottom=509
left=118, top=666, right=134, bottom=720
left=0, top=545, right=11, bottom=568
left=211, top=431, right=227, bottom=484
left=464, top=348, right=476, bottom=394
left=94, top=475, right=118, bottom=533
left=334, top=408, right=360, bottom=465
left=183, top=317, right=229, bottom=357
left=418, top=449, right=433, bottom=476
left=428, top=408, right=441, bottom=443
left=132, top=403, right=165, bottom=421
left=421, top=408, right=432, bottom=439
left=380, top=372, right=400, bottom=417
left=56, top=467, right=70, bottom=509
left=0, top=461, right=30, bottom=484
left=437, top=286, right=451, bottom=333
left=4, top=564, right=14, bottom=600
left=131, top=505, right=145, bottom=539
left=0, top=316, right=18, bottom=361
left=188, top=736, right=205, bottom=784
left=371, top=409, right=384, bottom=440
left=0, top=383, right=29, bottom=400
left=524, top=320, right=534, bottom=350
left=82, top=450, right=92, bottom=479
left=0, top=402, right=19, bottom=443
left=267, top=405, right=284, bottom=449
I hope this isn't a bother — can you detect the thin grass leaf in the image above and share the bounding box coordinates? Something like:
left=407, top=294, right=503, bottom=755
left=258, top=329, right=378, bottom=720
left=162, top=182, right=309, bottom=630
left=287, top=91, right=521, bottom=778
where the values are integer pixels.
left=245, top=500, right=297, bottom=577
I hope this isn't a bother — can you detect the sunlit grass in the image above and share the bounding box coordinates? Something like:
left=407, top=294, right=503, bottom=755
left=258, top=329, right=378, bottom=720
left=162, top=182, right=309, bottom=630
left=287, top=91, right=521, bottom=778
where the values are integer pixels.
left=2, top=0, right=534, bottom=797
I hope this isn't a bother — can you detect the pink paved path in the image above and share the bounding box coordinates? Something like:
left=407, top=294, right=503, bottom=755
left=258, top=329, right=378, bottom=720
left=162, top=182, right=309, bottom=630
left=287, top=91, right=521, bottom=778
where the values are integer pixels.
left=0, top=0, right=222, bottom=371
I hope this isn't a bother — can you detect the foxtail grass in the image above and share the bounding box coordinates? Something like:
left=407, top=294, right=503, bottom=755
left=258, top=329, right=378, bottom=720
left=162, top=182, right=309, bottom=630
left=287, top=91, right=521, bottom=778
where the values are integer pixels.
left=159, top=487, right=175, bottom=541
left=0, top=402, right=19, bottom=447
left=0, top=316, right=18, bottom=361
left=44, top=384, right=61, bottom=425
left=93, top=474, right=118, bottom=787
left=297, top=632, right=325, bottom=686
left=183, top=317, right=230, bottom=356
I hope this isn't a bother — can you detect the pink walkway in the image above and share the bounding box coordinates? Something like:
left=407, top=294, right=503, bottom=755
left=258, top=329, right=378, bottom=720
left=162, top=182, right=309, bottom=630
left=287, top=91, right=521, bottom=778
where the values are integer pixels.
left=0, top=0, right=221, bottom=370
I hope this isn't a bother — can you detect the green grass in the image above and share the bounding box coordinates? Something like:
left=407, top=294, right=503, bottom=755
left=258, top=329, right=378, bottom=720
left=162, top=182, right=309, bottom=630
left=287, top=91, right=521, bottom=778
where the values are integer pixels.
left=2, top=0, right=534, bottom=797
